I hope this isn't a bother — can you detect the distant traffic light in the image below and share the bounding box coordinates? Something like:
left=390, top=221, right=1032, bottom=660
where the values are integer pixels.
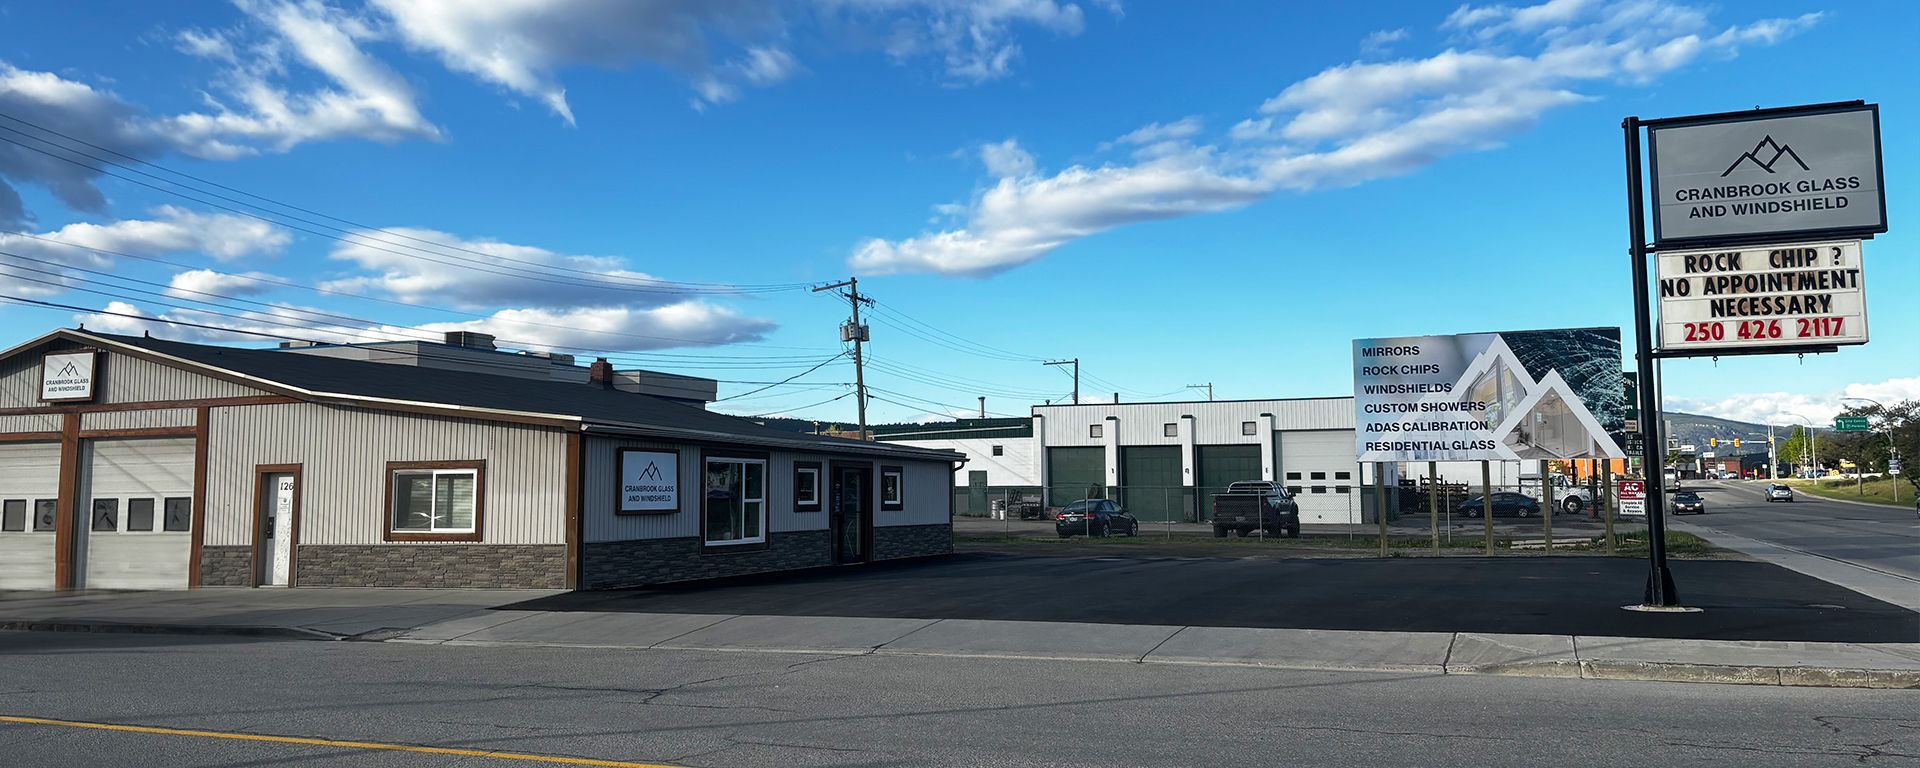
left=1734, top=439, right=1741, bottom=448
left=1709, top=438, right=1718, bottom=447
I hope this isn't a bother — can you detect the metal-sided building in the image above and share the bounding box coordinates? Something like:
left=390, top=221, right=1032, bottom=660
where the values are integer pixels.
left=0, top=329, right=961, bottom=591
left=878, top=399, right=1389, bottom=524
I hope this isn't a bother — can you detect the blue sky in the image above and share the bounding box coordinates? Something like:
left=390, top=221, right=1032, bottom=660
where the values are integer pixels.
left=0, top=0, right=1912, bottom=427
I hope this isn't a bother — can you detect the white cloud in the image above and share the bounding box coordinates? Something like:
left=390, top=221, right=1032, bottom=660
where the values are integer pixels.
left=0, top=208, right=289, bottom=298
left=1666, top=377, right=1920, bottom=426
left=75, top=299, right=776, bottom=351
left=834, top=0, right=1106, bottom=84
left=165, top=269, right=285, bottom=299
left=1361, top=28, right=1408, bottom=55
left=321, top=227, right=728, bottom=311
left=979, top=138, right=1034, bottom=178
left=852, top=0, right=1819, bottom=277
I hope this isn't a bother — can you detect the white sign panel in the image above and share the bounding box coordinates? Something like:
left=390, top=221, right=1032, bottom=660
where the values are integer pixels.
left=1656, top=240, right=1867, bottom=353
left=618, top=450, right=679, bottom=513
left=1617, top=480, right=1646, bottom=516
left=39, top=351, right=97, bottom=402
left=1353, top=330, right=1626, bottom=463
left=1650, top=104, right=1885, bottom=246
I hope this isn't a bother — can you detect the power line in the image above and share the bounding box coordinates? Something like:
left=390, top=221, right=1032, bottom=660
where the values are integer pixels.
left=713, top=352, right=849, bottom=401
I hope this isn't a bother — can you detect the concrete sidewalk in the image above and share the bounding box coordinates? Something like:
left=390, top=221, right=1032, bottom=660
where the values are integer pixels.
left=3, top=588, right=1916, bottom=690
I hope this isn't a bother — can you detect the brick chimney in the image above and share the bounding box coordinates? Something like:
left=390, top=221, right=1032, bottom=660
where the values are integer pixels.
left=589, top=358, right=614, bottom=387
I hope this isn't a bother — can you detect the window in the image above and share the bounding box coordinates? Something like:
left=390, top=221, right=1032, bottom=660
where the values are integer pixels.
left=127, top=499, right=155, bottom=531
left=881, top=466, right=904, bottom=509
left=1089, top=424, right=1103, bottom=439
left=387, top=461, right=484, bottom=541
left=991, top=445, right=1004, bottom=456
left=794, top=463, right=821, bottom=512
left=704, top=457, right=766, bottom=546
left=1310, top=471, right=1326, bottom=480
left=1335, top=471, right=1351, bottom=480
left=1286, top=485, right=1303, bottom=495
left=1311, top=486, right=1327, bottom=494
left=92, top=499, right=117, bottom=531
left=33, top=500, right=55, bottom=531
left=164, top=498, right=191, bottom=532
left=1163, top=423, right=1178, bottom=437
left=1285, top=472, right=1302, bottom=480
left=1242, top=421, right=1258, bottom=436
left=1, top=500, right=23, bottom=532
left=1336, top=485, right=1352, bottom=494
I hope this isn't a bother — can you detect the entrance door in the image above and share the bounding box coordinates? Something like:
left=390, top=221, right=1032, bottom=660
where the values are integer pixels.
left=258, top=471, right=298, bottom=586
left=831, top=466, right=870, bottom=564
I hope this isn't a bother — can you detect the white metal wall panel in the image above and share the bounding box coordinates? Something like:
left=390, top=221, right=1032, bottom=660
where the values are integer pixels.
left=1034, top=399, right=1355, bottom=447
left=582, top=436, right=698, bottom=542
left=1279, top=430, right=1361, bottom=524
left=78, top=437, right=195, bottom=590
left=878, top=437, right=1028, bottom=486
left=0, top=342, right=62, bottom=409
left=0, top=413, right=62, bottom=433
left=204, top=402, right=567, bottom=546
left=877, top=459, right=954, bottom=527
left=97, top=352, right=267, bottom=404
left=82, top=408, right=197, bottom=432
left=0, top=441, right=61, bottom=589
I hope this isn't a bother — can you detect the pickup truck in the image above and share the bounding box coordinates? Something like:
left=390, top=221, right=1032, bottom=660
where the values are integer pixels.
left=1520, top=472, right=1595, bottom=515
left=1210, top=481, right=1301, bottom=538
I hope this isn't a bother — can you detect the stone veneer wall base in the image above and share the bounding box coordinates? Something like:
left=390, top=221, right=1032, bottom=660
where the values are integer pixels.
left=584, top=530, right=833, bottom=590
left=198, top=545, right=256, bottom=587
left=872, top=523, right=953, bottom=561
left=295, top=544, right=566, bottom=589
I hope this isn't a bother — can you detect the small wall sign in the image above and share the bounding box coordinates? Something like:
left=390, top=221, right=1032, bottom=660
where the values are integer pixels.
left=618, top=449, right=679, bottom=513
left=40, top=350, right=99, bottom=403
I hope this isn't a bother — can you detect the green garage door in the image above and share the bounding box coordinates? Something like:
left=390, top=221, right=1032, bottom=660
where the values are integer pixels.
left=1195, top=445, right=1262, bottom=521
left=1046, top=447, right=1104, bottom=509
left=1119, top=446, right=1182, bottom=522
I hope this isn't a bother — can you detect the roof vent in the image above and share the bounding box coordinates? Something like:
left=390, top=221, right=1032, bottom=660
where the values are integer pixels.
left=278, top=340, right=322, bottom=348
left=444, top=331, right=496, bottom=351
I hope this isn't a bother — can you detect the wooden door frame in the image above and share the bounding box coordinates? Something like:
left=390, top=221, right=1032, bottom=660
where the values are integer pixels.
left=828, top=461, right=874, bottom=564
left=250, top=464, right=303, bottom=587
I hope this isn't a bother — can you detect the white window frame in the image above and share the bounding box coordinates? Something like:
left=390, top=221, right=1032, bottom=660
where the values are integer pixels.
left=1241, top=421, right=1258, bottom=436
left=795, top=465, right=820, bottom=509
left=881, top=467, right=904, bottom=509
left=389, top=467, right=480, bottom=536
left=703, top=457, right=767, bottom=546
left=1088, top=424, right=1103, bottom=439
left=1163, top=423, right=1178, bottom=437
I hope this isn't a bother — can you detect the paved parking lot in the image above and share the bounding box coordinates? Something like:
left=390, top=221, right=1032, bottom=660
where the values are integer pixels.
left=507, top=552, right=1918, bottom=643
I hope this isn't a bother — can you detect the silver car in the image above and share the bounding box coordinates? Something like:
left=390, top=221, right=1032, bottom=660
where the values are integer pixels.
left=1765, top=484, right=1794, bottom=502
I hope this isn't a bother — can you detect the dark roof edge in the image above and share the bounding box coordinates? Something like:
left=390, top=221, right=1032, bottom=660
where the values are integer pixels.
left=582, top=422, right=967, bottom=463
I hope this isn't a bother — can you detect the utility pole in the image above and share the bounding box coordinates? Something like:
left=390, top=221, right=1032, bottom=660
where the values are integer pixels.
left=1187, top=383, right=1213, bottom=401
left=814, top=278, right=871, bottom=440
left=1044, top=359, right=1078, bottom=404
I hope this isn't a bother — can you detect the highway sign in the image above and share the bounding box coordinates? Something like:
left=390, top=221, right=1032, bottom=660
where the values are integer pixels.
left=1835, top=416, right=1870, bottom=431
left=1624, top=433, right=1645, bottom=457
left=1655, top=240, right=1867, bottom=355
left=1649, top=103, right=1886, bottom=248
left=1892, top=459, right=1903, bottom=474
left=1618, top=480, right=1647, bottom=516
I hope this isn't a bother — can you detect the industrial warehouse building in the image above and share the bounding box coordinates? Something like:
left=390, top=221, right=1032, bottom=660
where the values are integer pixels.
left=875, top=399, right=1390, bottom=524
left=0, top=328, right=961, bottom=592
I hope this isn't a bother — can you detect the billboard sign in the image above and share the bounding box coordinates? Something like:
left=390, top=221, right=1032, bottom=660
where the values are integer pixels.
left=39, top=350, right=98, bottom=403
left=617, top=449, right=679, bottom=513
left=1649, top=103, right=1885, bottom=248
left=1655, top=240, right=1867, bottom=354
left=1353, top=329, right=1627, bottom=463
left=1617, top=480, right=1647, bottom=516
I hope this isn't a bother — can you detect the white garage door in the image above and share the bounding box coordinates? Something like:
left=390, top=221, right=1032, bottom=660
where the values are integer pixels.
left=78, top=437, right=196, bottom=590
left=1280, top=430, right=1360, bottom=524
left=0, top=441, right=62, bottom=590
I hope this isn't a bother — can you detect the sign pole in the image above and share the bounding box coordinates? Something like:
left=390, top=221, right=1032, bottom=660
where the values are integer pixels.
left=1602, top=461, right=1615, bottom=555
left=1625, top=115, right=1679, bottom=607
left=1540, top=459, right=1554, bottom=554
left=1376, top=462, right=1388, bottom=558
left=1428, top=461, right=1440, bottom=552
left=1481, top=460, right=1493, bottom=556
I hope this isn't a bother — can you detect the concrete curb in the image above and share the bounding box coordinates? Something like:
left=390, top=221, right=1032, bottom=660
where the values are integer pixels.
left=0, top=620, right=342, bottom=641
left=1567, top=659, right=1920, bottom=689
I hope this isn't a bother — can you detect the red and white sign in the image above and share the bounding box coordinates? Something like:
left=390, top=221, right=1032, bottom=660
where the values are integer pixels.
left=1617, top=480, right=1646, bottom=516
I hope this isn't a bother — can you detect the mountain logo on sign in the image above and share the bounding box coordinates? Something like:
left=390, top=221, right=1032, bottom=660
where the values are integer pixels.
left=636, top=462, right=666, bottom=482
left=54, top=361, right=80, bottom=377
left=1720, top=135, right=1809, bottom=177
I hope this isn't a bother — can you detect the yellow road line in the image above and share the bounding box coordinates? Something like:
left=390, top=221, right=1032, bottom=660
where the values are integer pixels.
left=0, top=715, right=684, bottom=767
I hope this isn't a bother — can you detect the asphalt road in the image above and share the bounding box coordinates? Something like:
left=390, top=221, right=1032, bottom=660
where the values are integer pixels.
left=508, top=553, right=1918, bottom=643
left=1678, top=480, right=1920, bottom=580
left=1, top=631, right=1915, bottom=768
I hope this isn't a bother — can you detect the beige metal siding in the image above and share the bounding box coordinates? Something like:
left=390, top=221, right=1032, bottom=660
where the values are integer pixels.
left=878, top=459, right=954, bottom=527
left=0, top=339, right=75, bottom=408
left=99, top=352, right=267, bottom=404
left=0, top=413, right=62, bottom=433
left=0, top=441, right=61, bottom=589
left=205, top=402, right=567, bottom=547
left=82, top=408, right=197, bottom=432
left=767, top=451, right=830, bottom=533
left=77, top=437, right=196, bottom=590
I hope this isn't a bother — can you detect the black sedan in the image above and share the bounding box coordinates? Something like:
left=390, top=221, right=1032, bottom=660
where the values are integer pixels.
left=1055, top=499, right=1139, bottom=538
left=1668, top=490, right=1706, bottom=514
left=1456, top=492, right=1543, bottom=518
